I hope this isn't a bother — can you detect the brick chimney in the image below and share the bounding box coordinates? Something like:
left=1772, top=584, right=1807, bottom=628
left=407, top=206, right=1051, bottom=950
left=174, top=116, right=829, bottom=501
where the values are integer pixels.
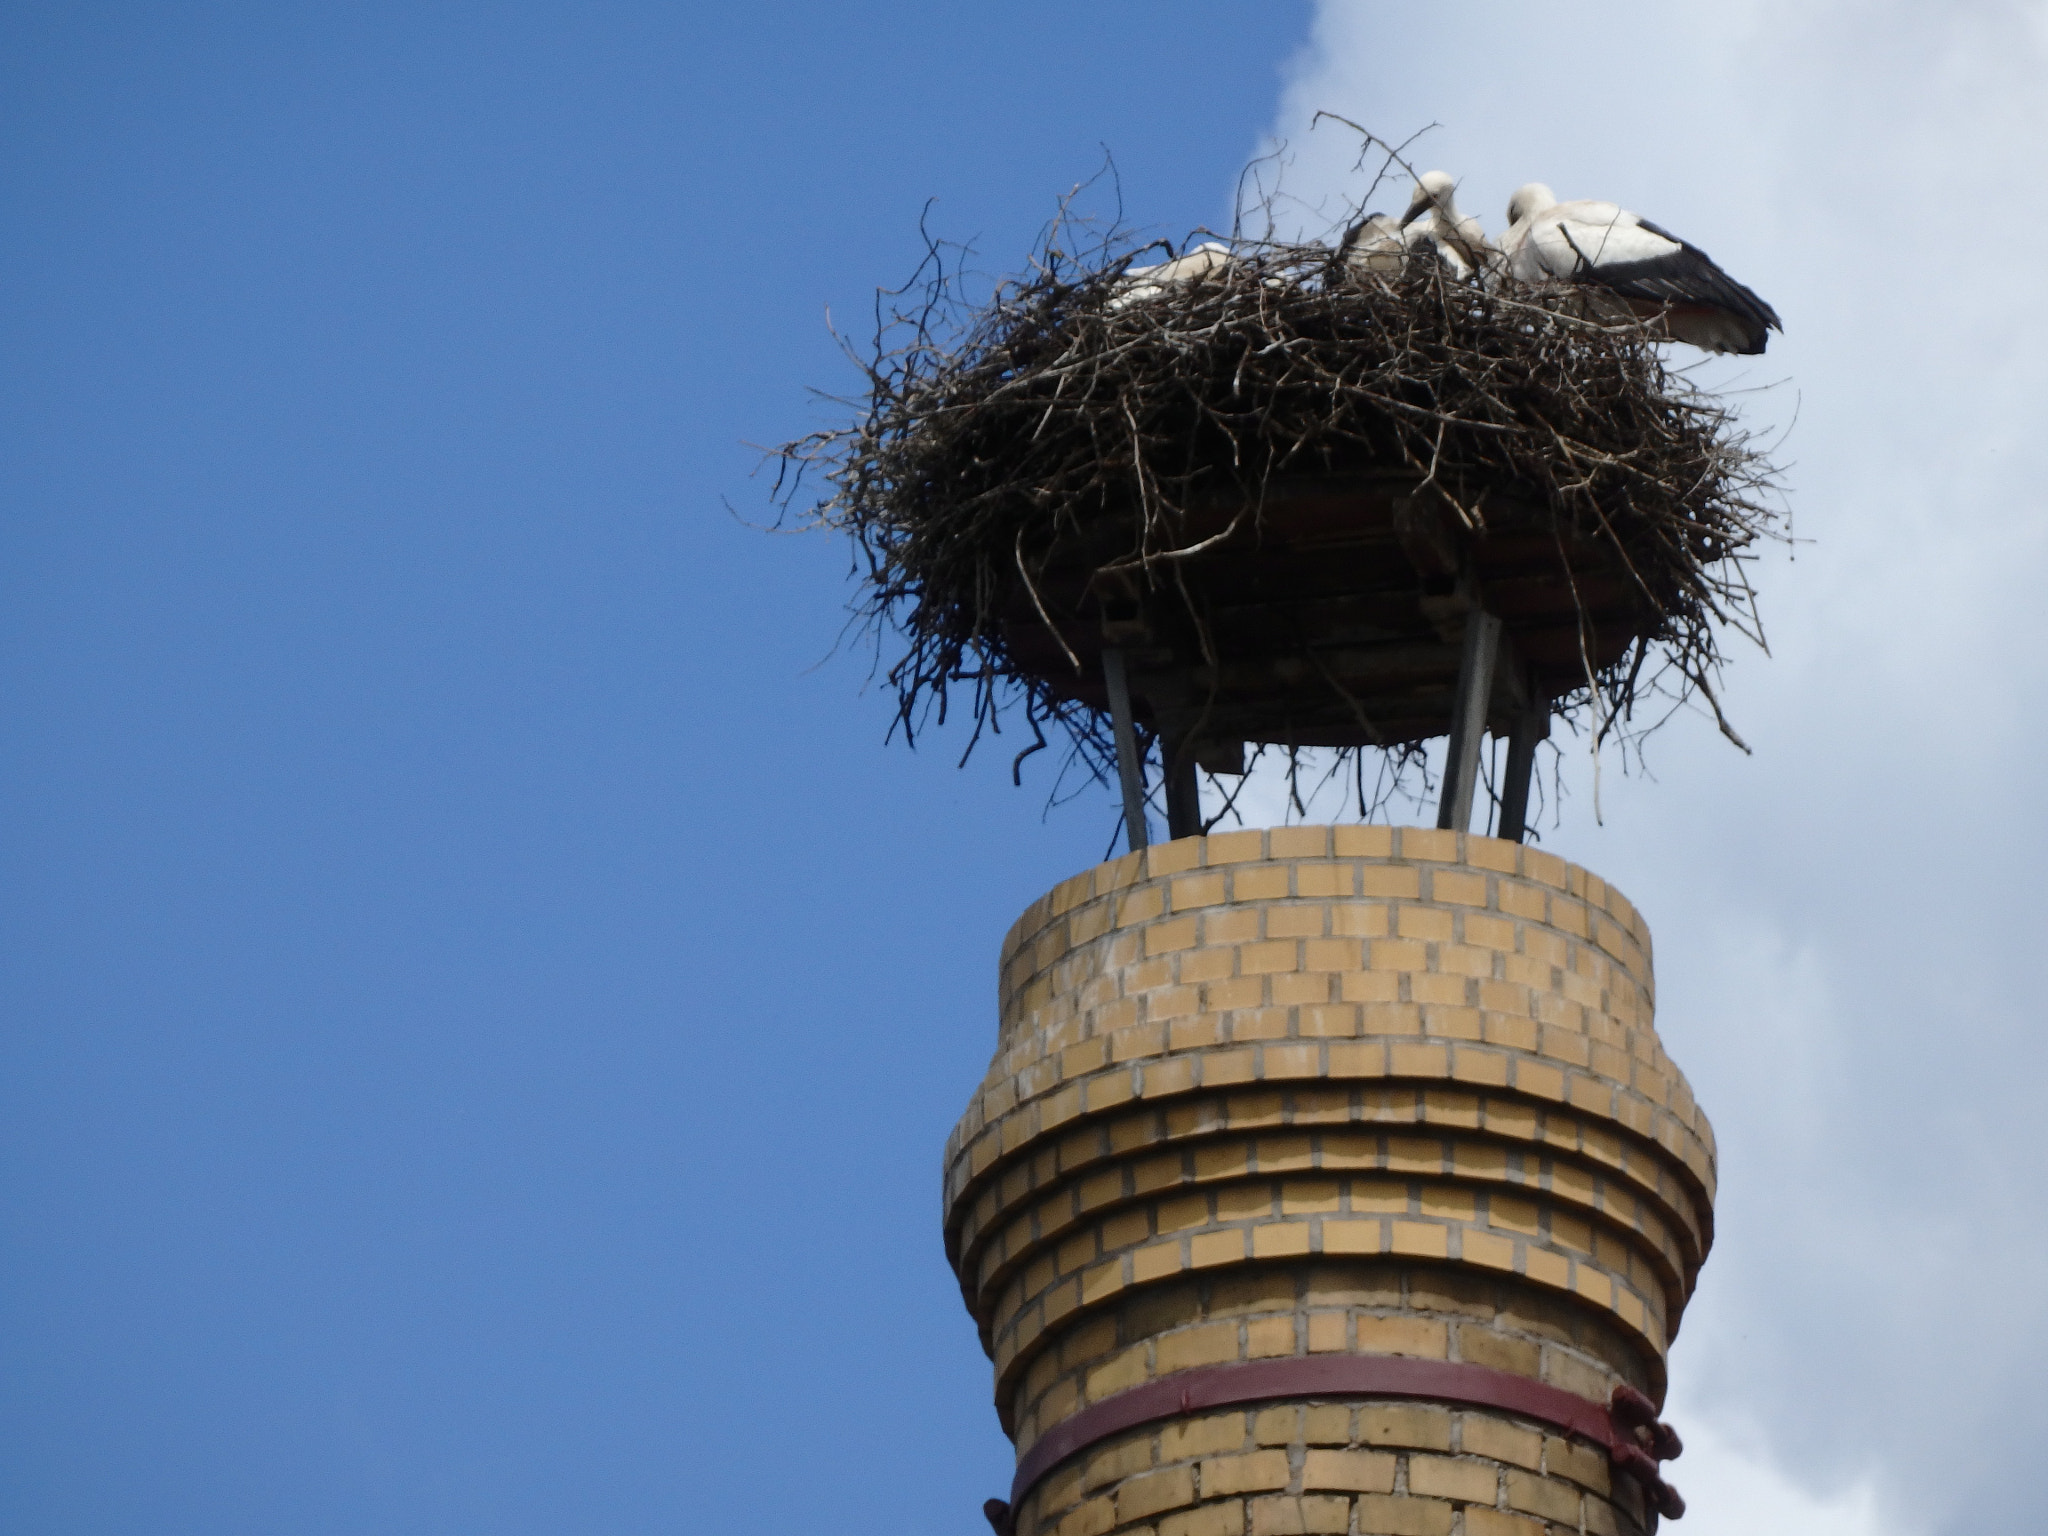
left=946, top=827, right=1709, bottom=1536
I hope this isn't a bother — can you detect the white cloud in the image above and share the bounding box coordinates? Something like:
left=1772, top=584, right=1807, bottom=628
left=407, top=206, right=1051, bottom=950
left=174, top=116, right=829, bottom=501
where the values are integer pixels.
left=1231, top=4, right=2048, bottom=1531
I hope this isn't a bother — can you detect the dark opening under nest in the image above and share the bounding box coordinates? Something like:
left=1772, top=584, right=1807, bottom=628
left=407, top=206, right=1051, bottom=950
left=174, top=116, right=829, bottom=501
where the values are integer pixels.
left=772, top=211, right=1785, bottom=817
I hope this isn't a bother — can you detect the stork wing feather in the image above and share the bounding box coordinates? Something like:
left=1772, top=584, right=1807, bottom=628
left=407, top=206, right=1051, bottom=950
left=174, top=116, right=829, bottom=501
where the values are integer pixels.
left=1584, top=223, right=1783, bottom=348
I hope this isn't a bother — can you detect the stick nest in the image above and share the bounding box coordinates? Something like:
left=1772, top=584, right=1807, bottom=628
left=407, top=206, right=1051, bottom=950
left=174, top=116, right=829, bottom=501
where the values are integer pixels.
left=772, top=210, right=1785, bottom=814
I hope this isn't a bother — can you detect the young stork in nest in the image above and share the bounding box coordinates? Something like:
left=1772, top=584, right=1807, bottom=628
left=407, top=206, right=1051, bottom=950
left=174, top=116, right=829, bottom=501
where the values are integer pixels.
left=1105, top=241, right=1235, bottom=309
left=1343, top=170, right=1495, bottom=281
left=1499, top=184, right=1782, bottom=354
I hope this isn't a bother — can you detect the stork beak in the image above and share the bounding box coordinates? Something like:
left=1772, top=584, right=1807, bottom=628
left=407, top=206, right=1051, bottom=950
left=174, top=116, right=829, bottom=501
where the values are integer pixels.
left=1399, top=199, right=1429, bottom=226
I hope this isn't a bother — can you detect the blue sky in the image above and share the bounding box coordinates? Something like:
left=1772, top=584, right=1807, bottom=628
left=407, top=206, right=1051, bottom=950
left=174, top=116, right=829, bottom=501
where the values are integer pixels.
left=0, top=6, right=1310, bottom=1533
left=6, top=4, right=2046, bottom=1534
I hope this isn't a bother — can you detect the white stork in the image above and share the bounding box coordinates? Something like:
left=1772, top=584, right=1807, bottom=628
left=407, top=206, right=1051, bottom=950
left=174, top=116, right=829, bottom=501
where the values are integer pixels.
left=1402, top=170, right=1494, bottom=277
left=1499, top=184, right=1781, bottom=354
left=1342, top=171, right=1493, bottom=281
left=1106, top=241, right=1235, bottom=309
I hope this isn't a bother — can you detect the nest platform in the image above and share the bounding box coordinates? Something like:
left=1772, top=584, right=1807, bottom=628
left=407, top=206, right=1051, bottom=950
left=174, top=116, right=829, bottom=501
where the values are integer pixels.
left=777, top=229, right=1780, bottom=829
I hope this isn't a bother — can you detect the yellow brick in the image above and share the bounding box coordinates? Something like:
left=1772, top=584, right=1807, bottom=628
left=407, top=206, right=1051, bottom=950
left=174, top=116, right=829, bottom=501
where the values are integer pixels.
left=1463, top=1509, right=1546, bottom=1536
left=1255, top=1134, right=1314, bottom=1172
left=1462, top=912, right=1515, bottom=950
left=1190, top=1229, right=1248, bottom=1269
left=1332, top=824, right=1395, bottom=857
left=1350, top=1493, right=1454, bottom=1536
left=1349, top=1180, right=1408, bottom=1213
left=1338, top=969, right=1401, bottom=1003
left=1207, top=830, right=1266, bottom=864
left=1238, top=941, right=1297, bottom=975
left=1390, top=1221, right=1450, bottom=1260
left=1158, top=1194, right=1211, bottom=1234
left=1301, top=1448, right=1396, bottom=1493
left=1234, top=1006, right=1296, bottom=1039
left=1449, top=1141, right=1507, bottom=1179
left=1250, top=1494, right=1351, bottom=1535
left=1407, top=1454, right=1497, bottom=1503
left=1302, top=938, right=1361, bottom=972
left=1306, top=1311, right=1349, bottom=1352
left=1419, top=1186, right=1475, bottom=1221
left=1524, top=1246, right=1570, bottom=1290
left=1326, top=1042, right=1384, bottom=1079
left=1262, top=1043, right=1321, bottom=1080
left=1157, top=1321, right=1240, bottom=1374
left=1482, top=1014, right=1538, bottom=1053
left=1159, top=1500, right=1246, bottom=1536
left=1460, top=1416, right=1543, bottom=1470
left=1497, top=881, right=1547, bottom=922
left=1179, top=945, right=1237, bottom=985
left=1245, top=1315, right=1296, bottom=1357
left=1202, top=1049, right=1258, bottom=1087
left=1172, top=873, right=1228, bottom=910
left=1430, top=869, right=1488, bottom=907
left=1299, top=1004, right=1361, bottom=1038
left=1118, top=885, right=1167, bottom=927
left=1321, top=1218, right=1383, bottom=1254
left=1269, top=826, right=1330, bottom=859
left=1234, top=865, right=1291, bottom=902
left=1544, top=1434, right=1611, bottom=1493
left=1215, top=1184, right=1273, bottom=1222
left=1057, top=1493, right=1118, bottom=1536
left=1086, top=1346, right=1148, bottom=1400
left=1205, top=907, right=1262, bottom=945
left=1441, top=1327, right=1540, bottom=1384
left=1360, top=866, right=1422, bottom=899
left=1362, top=1001, right=1424, bottom=1036
left=1102, top=1206, right=1152, bottom=1251
left=1195, top=1143, right=1250, bottom=1181
left=1171, top=1016, right=1229, bottom=1052
left=1199, top=1450, right=1291, bottom=1496
left=1148, top=915, right=1201, bottom=955
left=1514, top=1061, right=1565, bottom=1102
left=1081, top=1259, right=1125, bottom=1305
left=1399, top=829, right=1460, bottom=861
left=1265, top=904, right=1326, bottom=940
left=1205, top=978, right=1265, bottom=1013
left=1504, top=1470, right=1581, bottom=1523
left=1355, top=1314, right=1446, bottom=1357
left=1058, top=1229, right=1098, bottom=1274
left=1466, top=837, right=1519, bottom=873
left=1280, top=1179, right=1341, bottom=1214
left=1330, top=902, right=1388, bottom=937
left=1358, top=1402, right=1452, bottom=1449
left=1550, top=1212, right=1592, bottom=1255
left=1295, top=863, right=1353, bottom=898
left=1227, top=1092, right=1287, bottom=1128
left=1459, top=1229, right=1517, bottom=1273
left=1397, top=905, right=1454, bottom=941
left=1118, top=1464, right=1197, bottom=1522
left=1389, top=1043, right=1450, bottom=1078
left=1161, top=1413, right=1248, bottom=1461
left=1252, top=1222, right=1312, bottom=1259
left=1085, top=1436, right=1156, bottom=1491
left=1387, top=1136, right=1442, bottom=1173
left=1253, top=1405, right=1301, bottom=1445
left=1409, top=973, right=1468, bottom=1007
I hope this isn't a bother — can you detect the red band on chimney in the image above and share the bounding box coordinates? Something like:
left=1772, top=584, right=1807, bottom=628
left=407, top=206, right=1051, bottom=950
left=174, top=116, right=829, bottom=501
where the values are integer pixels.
left=1007, top=1356, right=1678, bottom=1515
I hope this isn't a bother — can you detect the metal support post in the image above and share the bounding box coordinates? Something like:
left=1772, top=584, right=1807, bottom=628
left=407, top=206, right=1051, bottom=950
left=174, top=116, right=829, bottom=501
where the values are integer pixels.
left=1496, top=701, right=1549, bottom=844
left=1102, top=647, right=1150, bottom=853
left=1162, top=736, right=1201, bottom=842
left=1436, top=609, right=1502, bottom=833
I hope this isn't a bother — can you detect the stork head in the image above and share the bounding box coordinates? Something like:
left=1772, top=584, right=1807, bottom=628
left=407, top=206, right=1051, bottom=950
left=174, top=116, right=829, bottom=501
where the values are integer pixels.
left=1401, top=170, right=1460, bottom=226
left=1505, top=182, right=1558, bottom=228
